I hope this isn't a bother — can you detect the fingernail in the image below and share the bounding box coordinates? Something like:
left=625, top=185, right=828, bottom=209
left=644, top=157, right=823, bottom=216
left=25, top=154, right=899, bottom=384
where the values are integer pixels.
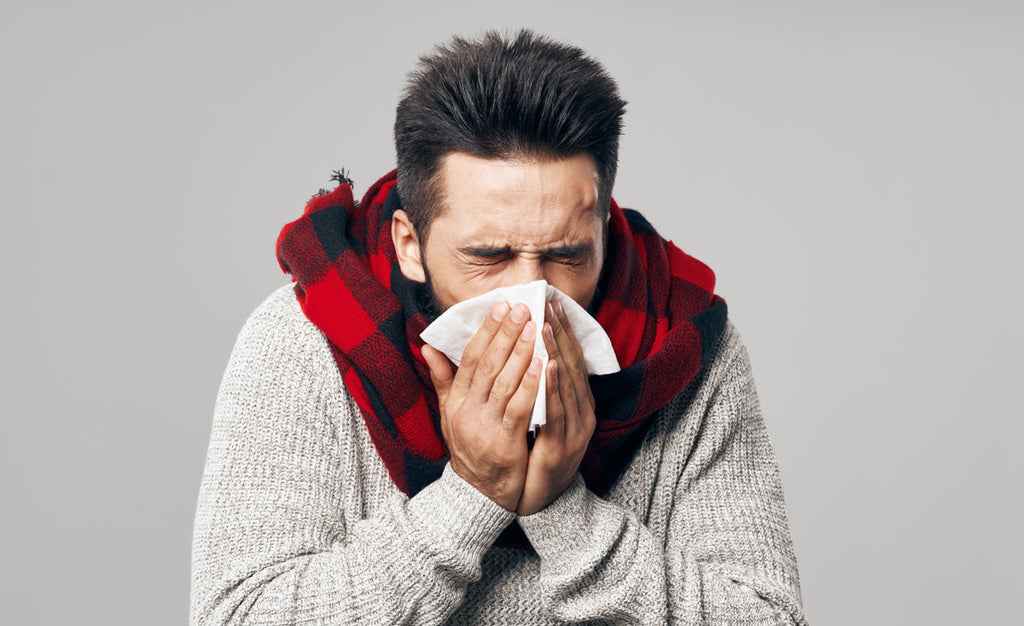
left=528, top=357, right=541, bottom=375
left=545, top=301, right=555, bottom=321
left=510, top=303, right=528, bottom=323
left=543, top=324, right=554, bottom=343
left=554, top=301, right=565, bottom=320
left=521, top=321, right=536, bottom=341
left=491, top=301, right=510, bottom=320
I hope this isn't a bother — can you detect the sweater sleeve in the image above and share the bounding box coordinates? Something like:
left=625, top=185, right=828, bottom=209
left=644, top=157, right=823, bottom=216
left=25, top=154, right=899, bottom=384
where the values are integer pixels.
left=190, top=290, right=515, bottom=625
left=517, top=327, right=807, bottom=625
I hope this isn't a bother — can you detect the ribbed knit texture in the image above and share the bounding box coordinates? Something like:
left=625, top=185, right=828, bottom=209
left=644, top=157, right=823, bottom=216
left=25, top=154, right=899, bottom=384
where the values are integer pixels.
left=191, top=285, right=807, bottom=625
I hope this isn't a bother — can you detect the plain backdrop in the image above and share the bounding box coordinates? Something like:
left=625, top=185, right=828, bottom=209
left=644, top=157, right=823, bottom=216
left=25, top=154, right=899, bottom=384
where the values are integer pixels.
left=2, top=1, right=1021, bottom=624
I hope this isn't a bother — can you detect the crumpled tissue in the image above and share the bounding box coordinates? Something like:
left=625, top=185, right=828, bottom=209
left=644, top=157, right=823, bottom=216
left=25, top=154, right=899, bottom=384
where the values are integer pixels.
left=420, top=280, right=620, bottom=429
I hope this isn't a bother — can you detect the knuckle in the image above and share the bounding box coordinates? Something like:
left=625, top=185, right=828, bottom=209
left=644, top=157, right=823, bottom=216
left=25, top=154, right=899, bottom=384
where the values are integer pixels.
left=500, top=319, right=524, bottom=340
left=516, top=332, right=536, bottom=352
left=561, top=379, right=578, bottom=402
left=567, top=336, right=583, bottom=357
left=490, top=375, right=517, bottom=401
left=546, top=400, right=564, bottom=420
left=476, top=356, right=502, bottom=379
left=503, top=396, right=528, bottom=420
left=460, top=350, right=480, bottom=368
left=550, top=315, right=565, bottom=336
left=481, top=313, right=503, bottom=332
left=498, top=419, right=520, bottom=439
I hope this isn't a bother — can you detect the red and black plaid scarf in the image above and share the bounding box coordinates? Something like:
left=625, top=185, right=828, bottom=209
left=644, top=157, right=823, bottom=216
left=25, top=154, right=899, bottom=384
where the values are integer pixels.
left=277, top=169, right=727, bottom=503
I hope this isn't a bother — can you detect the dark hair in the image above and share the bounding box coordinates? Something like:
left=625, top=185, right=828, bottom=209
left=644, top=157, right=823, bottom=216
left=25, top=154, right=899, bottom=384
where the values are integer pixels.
left=394, top=29, right=627, bottom=238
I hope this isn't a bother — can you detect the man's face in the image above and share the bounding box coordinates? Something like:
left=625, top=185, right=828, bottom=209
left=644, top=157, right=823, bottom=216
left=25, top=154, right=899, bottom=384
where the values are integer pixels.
left=393, top=152, right=607, bottom=311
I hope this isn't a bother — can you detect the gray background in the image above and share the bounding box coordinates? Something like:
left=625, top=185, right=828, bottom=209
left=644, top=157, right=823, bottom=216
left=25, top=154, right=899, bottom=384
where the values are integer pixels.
left=2, top=1, right=1020, bottom=624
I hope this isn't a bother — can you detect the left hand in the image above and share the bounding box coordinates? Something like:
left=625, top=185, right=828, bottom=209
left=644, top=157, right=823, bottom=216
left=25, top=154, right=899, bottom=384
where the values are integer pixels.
left=516, top=300, right=597, bottom=516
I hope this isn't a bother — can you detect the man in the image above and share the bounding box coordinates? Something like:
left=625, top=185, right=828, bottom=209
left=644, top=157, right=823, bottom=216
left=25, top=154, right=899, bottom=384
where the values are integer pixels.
left=191, top=30, right=807, bottom=624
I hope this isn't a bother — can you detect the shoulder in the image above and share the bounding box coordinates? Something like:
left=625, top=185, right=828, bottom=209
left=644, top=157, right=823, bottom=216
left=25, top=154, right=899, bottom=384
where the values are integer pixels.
left=221, top=284, right=341, bottom=396
left=210, top=284, right=363, bottom=467
left=236, top=283, right=321, bottom=345
left=648, top=318, right=763, bottom=474
left=234, top=284, right=330, bottom=357
left=658, top=319, right=752, bottom=419
left=610, top=320, right=756, bottom=501
left=702, top=319, right=754, bottom=391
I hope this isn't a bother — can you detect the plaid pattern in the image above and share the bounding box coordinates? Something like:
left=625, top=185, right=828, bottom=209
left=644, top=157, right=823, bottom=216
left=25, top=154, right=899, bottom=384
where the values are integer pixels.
left=276, top=169, right=727, bottom=501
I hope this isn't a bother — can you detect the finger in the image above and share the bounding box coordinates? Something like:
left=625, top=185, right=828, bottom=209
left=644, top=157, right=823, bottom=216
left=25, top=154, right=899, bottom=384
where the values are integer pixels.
left=500, top=355, right=543, bottom=443
left=547, top=301, right=594, bottom=408
left=539, top=356, right=565, bottom=443
left=467, top=302, right=531, bottom=402
left=547, top=301, right=586, bottom=379
left=545, top=317, right=581, bottom=436
left=422, top=343, right=456, bottom=442
left=423, top=342, right=456, bottom=430
left=487, top=319, right=539, bottom=410
left=422, top=344, right=455, bottom=406
left=451, top=301, right=510, bottom=399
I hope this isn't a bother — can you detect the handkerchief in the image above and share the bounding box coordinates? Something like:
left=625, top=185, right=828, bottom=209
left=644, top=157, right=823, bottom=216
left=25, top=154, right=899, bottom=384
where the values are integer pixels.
left=420, top=280, right=620, bottom=429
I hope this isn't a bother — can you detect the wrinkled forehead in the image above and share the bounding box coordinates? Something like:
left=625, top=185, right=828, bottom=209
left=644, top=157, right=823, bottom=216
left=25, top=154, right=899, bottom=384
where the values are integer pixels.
left=431, top=152, right=603, bottom=247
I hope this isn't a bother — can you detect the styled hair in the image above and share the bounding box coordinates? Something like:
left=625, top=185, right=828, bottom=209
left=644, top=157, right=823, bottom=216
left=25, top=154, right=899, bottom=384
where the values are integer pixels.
left=394, top=29, right=627, bottom=237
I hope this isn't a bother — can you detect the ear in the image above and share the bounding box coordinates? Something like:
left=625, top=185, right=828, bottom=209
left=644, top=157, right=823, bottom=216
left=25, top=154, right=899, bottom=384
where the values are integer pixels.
left=391, top=209, right=426, bottom=283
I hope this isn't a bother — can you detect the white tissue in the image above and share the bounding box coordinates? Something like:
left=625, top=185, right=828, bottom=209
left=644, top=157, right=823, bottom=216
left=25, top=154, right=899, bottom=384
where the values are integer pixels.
left=420, top=280, right=620, bottom=429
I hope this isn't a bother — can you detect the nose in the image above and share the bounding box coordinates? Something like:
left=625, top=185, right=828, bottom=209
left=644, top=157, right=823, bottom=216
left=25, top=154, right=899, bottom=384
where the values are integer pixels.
left=511, top=257, right=545, bottom=284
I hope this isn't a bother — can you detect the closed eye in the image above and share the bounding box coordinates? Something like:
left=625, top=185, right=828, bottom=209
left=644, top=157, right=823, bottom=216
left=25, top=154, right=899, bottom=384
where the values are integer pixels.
left=456, top=244, right=593, bottom=266
left=543, top=245, right=592, bottom=266
left=458, top=246, right=513, bottom=265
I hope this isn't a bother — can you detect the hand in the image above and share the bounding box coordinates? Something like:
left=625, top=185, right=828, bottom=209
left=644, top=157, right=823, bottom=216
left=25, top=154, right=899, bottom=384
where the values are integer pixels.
left=517, top=300, right=597, bottom=516
left=422, top=301, right=543, bottom=511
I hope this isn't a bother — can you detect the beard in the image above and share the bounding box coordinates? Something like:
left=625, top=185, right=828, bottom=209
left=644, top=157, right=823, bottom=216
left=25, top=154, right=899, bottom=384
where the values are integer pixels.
left=417, top=254, right=448, bottom=322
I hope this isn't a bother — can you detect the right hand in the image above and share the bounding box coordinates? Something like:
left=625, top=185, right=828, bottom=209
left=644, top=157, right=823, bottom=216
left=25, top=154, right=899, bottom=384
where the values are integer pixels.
left=421, top=301, right=542, bottom=511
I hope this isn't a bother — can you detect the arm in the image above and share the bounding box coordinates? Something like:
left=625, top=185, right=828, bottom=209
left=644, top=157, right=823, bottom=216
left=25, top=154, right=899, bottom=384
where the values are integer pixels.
left=517, top=324, right=807, bottom=624
left=190, top=291, right=515, bottom=625
left=662, top=332, right=806, bottom=624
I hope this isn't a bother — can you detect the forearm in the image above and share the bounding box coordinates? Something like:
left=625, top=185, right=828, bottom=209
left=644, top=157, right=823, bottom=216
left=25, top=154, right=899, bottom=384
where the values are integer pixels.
left=515, top=332, right=807, bottom=625
left=516, top=476, right=804, bottom=626
left=192, top=464, right=514, bottom=625
left=658, top=328, right=807, bottom=625
left=518, top=476, right=669, bottom=624
left=191, top=290, right=516, bottom=624
left=664, top=550, right=806, bottom=625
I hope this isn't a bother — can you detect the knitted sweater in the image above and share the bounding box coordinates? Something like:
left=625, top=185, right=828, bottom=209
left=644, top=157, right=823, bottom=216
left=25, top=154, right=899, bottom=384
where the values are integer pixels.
left=191, top=285, right=807, bottom=625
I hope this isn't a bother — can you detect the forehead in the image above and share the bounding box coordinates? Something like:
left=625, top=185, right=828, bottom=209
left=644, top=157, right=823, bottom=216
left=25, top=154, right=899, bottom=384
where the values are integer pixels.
left=432, top=152, right=602, bottom=246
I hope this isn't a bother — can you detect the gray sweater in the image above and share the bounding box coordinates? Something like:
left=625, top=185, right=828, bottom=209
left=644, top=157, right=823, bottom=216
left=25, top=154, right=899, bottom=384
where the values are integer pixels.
left=191, top=285, right=807, bottom=625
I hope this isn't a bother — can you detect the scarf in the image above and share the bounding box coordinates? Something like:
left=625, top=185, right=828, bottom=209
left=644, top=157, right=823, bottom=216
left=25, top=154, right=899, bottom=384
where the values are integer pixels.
left=276, top=169, right=728, bottom=511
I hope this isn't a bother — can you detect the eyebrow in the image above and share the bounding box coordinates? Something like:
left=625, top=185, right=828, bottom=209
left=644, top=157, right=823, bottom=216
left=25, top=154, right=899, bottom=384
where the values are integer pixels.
left=457, top=243, right=593, bottom=258
left=542, top=244, right=593, bottom=258
left=458, top=245, right=513, bottom=258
